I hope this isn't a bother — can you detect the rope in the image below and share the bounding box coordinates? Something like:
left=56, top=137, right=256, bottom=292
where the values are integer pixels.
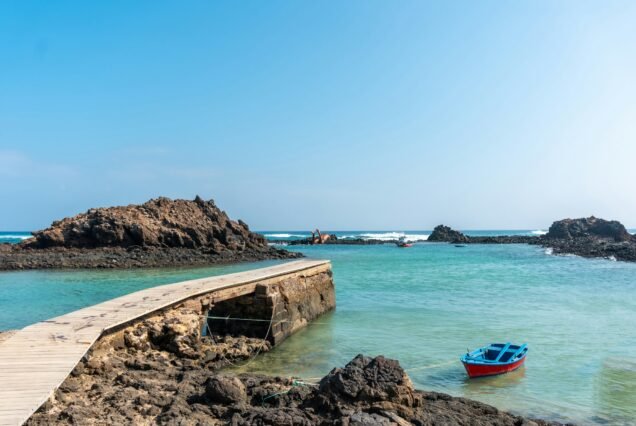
left=261, top=379, right=318, bottom=406
left=205, top=315, right=329, bottom=325
left=405, top=360, right=456, bottom=372
left=240, top=301, right=276, bottom=368
left=204, top=314, right=455, bottom=375
left=202, top=295, right=280, bottom=369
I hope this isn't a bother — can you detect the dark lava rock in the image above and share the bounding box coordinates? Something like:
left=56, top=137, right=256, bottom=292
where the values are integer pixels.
left=0, top=196, right=300, bottom=270
left=204, top=376, right=247, bottom=404
left=541, top=217, right=636, bottom=262
left=312, top=354, right=418, bottom=414
left=468, top=235, right=539, bottom=244
left=428, top=225, right=470, bottom=243
left=545, top=216, right=633, bottom=242
left=26, top=298, right=563, bottom=424
left=286, top=237, right=391, bottom=246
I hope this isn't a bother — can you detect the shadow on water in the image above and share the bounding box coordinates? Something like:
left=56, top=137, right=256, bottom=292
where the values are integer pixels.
left=226, top=311, right=339, bottom=380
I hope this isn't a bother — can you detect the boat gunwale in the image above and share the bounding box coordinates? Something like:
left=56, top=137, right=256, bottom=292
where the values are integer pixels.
left=460, top=343, right=528, bottom=366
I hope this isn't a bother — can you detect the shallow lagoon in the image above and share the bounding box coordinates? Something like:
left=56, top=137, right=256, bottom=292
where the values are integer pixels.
left=1, top=243, right=635, bottom=424
left=235, top=243, right=636, bottom=425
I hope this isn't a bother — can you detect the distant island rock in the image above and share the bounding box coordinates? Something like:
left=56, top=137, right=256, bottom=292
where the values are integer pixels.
left=0, top=196, right=299, bottom=270
left=543, top=216, right=636, bottom=261
left=544, top=216, right=633, bottom=242
left=425, top=217, right=636, bottom=262
left=427, top=225, right=470, bottom=243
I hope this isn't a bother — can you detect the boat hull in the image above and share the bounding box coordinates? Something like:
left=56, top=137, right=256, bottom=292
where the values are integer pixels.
left=462, top=356, right=525, bottom=378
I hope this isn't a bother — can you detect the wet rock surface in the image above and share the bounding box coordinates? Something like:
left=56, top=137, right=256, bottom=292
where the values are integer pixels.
left=0, top=196, right=300, bottom=270
left=27, top=312, right=563, bottom=425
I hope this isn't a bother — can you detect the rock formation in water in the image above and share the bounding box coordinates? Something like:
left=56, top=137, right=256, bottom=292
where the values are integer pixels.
left=27, top=309, right=562, bottom=426
left=544, top=217, right=633, bottom=242
left=542, top=217, right=636, bottom=261
left=427, top=225, right=470, bottom=243
left=425, top=217, right=636, bottom=262
left=0, top=196, right=300, bottom=270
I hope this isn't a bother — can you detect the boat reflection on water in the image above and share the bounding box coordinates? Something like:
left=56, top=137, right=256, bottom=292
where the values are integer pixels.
left=461, top=365, right=526, bottom=396
left=595, top=357, right=636, bottom=424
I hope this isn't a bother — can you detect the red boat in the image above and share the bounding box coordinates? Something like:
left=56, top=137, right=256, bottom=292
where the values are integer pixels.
left=396, top=237, right=412, bottom=248
left=461, top=343, right=528, bottom=378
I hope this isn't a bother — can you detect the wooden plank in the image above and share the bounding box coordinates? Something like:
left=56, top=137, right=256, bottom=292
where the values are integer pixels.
left=0, top=259, right=330, bottom=426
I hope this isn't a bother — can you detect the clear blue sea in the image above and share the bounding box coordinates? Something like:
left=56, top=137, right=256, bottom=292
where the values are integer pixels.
left=1, top=231, right=636, bottom=424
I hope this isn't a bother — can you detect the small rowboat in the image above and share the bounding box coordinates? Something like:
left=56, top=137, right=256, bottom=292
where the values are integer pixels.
left=396, top=242, right=413, bottom=248
left=461, top=342, right=528, bottom=378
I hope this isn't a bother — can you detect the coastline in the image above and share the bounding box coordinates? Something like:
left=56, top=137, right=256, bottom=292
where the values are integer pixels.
left=18, top=268, right=561, bottom=425
left=0, top=245, right=300, bottom=271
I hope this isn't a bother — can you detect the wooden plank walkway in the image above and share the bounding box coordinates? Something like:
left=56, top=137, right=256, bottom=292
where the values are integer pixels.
left=0, top=259, right=330, bottom=426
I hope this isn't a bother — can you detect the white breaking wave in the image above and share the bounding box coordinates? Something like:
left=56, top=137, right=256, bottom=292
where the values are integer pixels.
left=531, top=230, right=548, bottom=235
left=608, top=255, right=617, bottom=262
left=358, top=232, right=429, bottom=242
left=0, top=234, right=31, bottom=240
left=263, top=233, right=307, bottom=238
left=544, top=248, right=553, bottom=255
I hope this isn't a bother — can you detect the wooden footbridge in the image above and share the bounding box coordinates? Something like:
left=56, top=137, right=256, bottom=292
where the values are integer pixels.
left=0, top=259, right=330, bottom=426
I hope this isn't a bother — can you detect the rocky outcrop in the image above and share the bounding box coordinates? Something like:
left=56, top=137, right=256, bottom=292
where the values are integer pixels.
left=29, top=346, right=561, bottom=425
left=545, top=217, right=633, bottom=242
left=285, top=237, right=390, bottom=246
left=0, top=196, right=300, bottom=270
left=25, top=196, right=267, bottom=250
left=541, top=217, right=636, bottom=261
left=427, top=225, right=470, bottom=243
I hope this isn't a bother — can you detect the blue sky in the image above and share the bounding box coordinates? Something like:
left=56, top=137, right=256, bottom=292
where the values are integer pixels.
left=2, top=1, right=636, bottom=231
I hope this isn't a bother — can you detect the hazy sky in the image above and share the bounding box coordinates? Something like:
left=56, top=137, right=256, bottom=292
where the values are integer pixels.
left=2, top=1, right=636, bottom=231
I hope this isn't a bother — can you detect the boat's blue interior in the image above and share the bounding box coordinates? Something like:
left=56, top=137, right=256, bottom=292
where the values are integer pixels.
left=462, top=342, right=527, bottom=364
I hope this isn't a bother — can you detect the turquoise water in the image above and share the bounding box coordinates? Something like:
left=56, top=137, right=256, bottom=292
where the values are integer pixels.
left=0, top=260, right=285, bottom=330
left=1, top=235, right=636, bottom=424
left=232, top=243, right=636, bottom=425
left=0, top=231, right=32, bottom=244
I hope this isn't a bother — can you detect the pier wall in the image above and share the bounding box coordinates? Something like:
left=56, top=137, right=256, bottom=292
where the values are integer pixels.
left=207, top=267, right=334, bottom=345
left=0, top=260, right=332, bottom=425
left=96, top=261, right=334, bottom=355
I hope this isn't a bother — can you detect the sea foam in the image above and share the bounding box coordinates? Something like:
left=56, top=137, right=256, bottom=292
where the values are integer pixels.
left=0, top=234, right=31, bottom=240
left=531, top=230, right=548, bottom=235
left=359, top=232, right=429, bottom=242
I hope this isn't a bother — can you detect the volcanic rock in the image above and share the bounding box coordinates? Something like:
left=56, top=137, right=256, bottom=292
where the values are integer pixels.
left=545, top=217, right=633, bottom=242
left=0, top=196, right=300, bottom=270
left=540, top=217, right=636, bottom=261
left=24, top=196, right=266, bottom=250
left=427, top=225, right=470, bottom=243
